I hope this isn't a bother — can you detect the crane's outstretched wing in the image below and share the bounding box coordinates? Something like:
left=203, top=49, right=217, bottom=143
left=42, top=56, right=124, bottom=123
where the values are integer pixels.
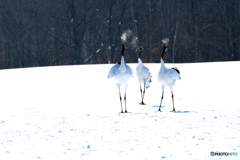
left=107, top=64, right=120, bottom=78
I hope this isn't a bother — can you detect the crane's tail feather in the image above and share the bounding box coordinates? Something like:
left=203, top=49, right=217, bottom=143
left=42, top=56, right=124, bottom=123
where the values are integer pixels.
left=146, top=67, right=152, bottom=83
left=146, top=67, right=152, bottom=89
left=146, top=80, right=150, bottom=88
left=171, top=67, right=181, bottom=80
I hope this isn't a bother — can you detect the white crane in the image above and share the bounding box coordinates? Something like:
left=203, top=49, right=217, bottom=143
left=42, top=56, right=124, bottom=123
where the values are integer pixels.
left=158, top=38, right=181, bottom=112
left=136, top=46, right=152, bottom=105
left=107, top=43, right=133, bottom=113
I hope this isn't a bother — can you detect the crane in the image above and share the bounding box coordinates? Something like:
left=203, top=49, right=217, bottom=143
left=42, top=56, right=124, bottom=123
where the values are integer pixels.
left=107, top=43, right=133, bottom=113
left=158, top=38, right=181, bottom=112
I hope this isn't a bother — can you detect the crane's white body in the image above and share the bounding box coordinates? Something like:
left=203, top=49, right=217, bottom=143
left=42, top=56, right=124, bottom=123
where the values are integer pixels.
left=107, top=50, right=133, bottom=113
left=107, top=56, right=133, bottom=87
left=136, top=58, right=151, bottom=88
left=158, top=58, right=180, bottom=90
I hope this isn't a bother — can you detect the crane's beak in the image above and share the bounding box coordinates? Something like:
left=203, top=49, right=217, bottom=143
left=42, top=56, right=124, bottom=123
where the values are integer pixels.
left=136, top=47, right=142, bottom=52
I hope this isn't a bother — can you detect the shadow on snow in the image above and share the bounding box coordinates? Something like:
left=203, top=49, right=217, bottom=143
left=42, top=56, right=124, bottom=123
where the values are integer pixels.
left=173, top=111, right=196, bottom=113
left=151, top=105, right=166, bottom=108
left=151, top=106, right=195, bottom=113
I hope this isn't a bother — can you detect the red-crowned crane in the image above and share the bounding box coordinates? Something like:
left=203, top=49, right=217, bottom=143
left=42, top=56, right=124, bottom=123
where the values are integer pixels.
left=158, top=38, right=181, bottom=112
left=136, top=46, right=152, bottom=105
left=107, top=43, right=133, bottom=113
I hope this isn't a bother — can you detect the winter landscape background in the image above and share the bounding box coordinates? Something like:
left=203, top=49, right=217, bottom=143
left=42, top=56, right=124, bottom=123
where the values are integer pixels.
left=0, top=0, right=240, bottom=159
left=0, top=61, right=239, bottom=159
left=0, top=0, right=240, bottom=69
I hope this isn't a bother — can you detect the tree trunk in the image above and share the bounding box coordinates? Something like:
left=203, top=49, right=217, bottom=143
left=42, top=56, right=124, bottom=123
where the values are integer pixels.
left=172, top=21, right=179, bottom=63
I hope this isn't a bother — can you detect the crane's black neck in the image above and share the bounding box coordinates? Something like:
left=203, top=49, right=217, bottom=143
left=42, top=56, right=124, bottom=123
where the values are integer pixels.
left=138, top=50, right=142, bottom=58
left=161, top=45, right=167, bottom=60
left=122, top=44, right=125, bottom=56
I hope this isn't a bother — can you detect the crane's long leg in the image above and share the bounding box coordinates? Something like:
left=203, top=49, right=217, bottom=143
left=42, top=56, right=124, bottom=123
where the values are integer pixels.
left=139, top=84, right=143, bottom=102
left=170, top=91, right=176, bottom=112
left=124, top=85, right=128, bottom=113
left=117, top=85, right=123, bottom=113
left=124, top=92, right=127, bottom=113
left=141, top=81, right=146, bottom=105
left=158, top=91, right=164, bottom=112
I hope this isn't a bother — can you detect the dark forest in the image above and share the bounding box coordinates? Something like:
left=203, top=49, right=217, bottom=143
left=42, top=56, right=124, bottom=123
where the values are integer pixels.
left=0, top=0, right=239, bottom=69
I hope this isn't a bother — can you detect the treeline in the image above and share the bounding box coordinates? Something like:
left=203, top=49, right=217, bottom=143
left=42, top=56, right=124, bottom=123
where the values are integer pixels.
left=0, top=0, right=239, bottom=69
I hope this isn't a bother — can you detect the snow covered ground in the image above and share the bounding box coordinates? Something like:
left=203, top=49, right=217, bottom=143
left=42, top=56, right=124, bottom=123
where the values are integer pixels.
left=0, top=61, right=239, bottom=160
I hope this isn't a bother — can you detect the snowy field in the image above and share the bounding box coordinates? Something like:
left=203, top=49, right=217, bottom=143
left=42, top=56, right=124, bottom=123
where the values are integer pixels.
left=0, top=61, right=240, bottom=160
